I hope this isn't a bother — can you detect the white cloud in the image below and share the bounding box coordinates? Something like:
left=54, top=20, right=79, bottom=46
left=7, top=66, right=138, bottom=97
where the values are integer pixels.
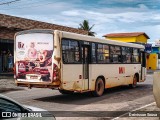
left=138, top=4, right=148, bottom=9
left=0, top=0, right=160, bottom=42
left=98, top=0, right=136, bottom=4
left=135, top=24, right=160, bottom=41
left=61, top=10, right=80, bottom=16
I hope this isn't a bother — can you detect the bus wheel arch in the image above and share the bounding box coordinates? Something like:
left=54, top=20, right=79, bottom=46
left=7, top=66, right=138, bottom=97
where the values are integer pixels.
left=129, top=73, right=139, bottom=88
left=135, top=73, right=139, bottom=82
left=92, top=76, right=105, bottom=97
left=98, top=76, right=105, bottom=87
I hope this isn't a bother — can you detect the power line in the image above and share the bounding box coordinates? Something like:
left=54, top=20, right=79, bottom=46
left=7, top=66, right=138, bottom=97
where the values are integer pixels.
left=1, top=0, right=44, bottom=8
left=0, top=1, right=54, bottom=10
left=0, top=0, right=21, bottom=5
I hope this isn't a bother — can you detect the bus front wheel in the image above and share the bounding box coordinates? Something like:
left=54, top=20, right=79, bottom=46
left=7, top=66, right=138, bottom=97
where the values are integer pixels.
left=129, top=75, right=137, bottom=88
left=92, top=78, right=104, bottom=97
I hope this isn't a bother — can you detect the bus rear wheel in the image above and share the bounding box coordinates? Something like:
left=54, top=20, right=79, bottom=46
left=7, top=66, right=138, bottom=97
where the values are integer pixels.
left=129, top=75, right=137, bottom=88
left=59, top=90, right=74, bottom=94
left=92, top=78, right=104, bottom=97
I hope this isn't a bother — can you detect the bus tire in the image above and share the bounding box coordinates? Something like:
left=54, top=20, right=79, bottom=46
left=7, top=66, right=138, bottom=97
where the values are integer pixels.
left=92, top=77, right=104, bottom=97
left=129, top=75, right=137, bottom=88
left=59, top=90, right=74, bottom=95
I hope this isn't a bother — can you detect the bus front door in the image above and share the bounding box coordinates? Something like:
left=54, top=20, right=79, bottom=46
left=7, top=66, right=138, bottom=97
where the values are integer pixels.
left=82, top=45, right=90, bottom=90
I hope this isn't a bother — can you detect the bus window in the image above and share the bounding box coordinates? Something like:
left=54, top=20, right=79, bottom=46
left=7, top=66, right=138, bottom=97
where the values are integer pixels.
left=122, top=47, right=127, bottom=63
left=91, top=43, right=96, bottom=63
left=97, top=44, right=109, bottom=63
left=126, top=48, right=132, bottom=63
left=132, top=48, right=140, bottom=63
left=122, top=47, right=132, bottom=63
left=62, top=39, right=80, bottom=63
left=110, top=46, right=121, bottom=63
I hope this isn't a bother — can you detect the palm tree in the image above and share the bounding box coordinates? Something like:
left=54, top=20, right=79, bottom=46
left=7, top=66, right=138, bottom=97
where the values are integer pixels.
left=79, top=20, right=96, bottom=36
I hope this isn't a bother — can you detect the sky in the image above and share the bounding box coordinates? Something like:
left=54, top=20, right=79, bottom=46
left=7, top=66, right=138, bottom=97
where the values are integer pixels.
left=0, top=0, right=160, bottom=44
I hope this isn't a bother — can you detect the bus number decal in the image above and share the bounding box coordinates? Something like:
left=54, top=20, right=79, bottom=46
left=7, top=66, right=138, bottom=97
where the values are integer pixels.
left=119, top=67, right=125, bottom=74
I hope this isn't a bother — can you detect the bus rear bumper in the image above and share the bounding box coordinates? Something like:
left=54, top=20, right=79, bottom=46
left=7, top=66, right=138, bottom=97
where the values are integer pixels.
left=15, top=80, right=60, bottom=89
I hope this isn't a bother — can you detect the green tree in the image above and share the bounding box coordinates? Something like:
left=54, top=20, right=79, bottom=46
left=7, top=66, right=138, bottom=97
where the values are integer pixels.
left=79, top=20, right=96, bottom=36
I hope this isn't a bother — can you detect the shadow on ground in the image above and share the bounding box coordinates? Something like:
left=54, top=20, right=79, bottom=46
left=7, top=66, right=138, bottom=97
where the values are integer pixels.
left=34, top=84, right=152, bottom=105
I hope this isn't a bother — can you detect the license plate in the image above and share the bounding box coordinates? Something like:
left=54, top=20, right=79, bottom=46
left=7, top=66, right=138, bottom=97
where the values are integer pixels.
left=30, top=76, right=38, bottom=79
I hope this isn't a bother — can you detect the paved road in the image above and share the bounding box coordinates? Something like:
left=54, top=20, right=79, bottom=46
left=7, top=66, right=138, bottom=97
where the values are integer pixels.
left=1, top=74, right=155, bottom=119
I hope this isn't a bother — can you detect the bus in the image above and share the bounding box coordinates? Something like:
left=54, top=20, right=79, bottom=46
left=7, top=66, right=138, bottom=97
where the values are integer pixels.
left=14, top=29, right=146, bottom=97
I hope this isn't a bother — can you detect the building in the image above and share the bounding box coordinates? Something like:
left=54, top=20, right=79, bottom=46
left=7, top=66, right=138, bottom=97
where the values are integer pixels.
left=0, top=13, right=87, bottom=72
left=103, top=32, right=149, bottom=44
left=148, top=42, right=160, bottom=70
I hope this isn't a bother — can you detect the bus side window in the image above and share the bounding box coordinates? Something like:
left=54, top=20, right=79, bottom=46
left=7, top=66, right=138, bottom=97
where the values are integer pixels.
left=118, top=55, right=122, bottom=62
left=97, top=44, right=109, bottom=63
left=62, top=40, right=69, bottom=63
left=62, top=39, right=80, bottom=63
left=110, top=46, right=121, bottom=63
left=91, top=43, right=96, bottom=63
left=122, top=47, right=132, bottom=63
left=132, top=48, right=140, bottom=63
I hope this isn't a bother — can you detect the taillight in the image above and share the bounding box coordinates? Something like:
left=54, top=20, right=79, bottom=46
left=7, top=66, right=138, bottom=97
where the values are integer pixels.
left=13, top=63, right=16, bottom=79
left=14, top=62, right=20, bottom=79
left=53, top=64, right=59, bottom=81
left=18, top=61, right=26, bottom=72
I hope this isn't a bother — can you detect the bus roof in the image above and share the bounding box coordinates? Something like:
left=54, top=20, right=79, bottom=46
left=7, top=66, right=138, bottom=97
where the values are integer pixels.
left=15, top=29, right=54, bottom=36
left=59, top=30, right=145, bottom=49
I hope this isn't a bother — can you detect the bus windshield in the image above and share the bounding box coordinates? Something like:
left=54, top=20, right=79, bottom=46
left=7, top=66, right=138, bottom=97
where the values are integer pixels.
left=15, top=33, right=53, bottom=82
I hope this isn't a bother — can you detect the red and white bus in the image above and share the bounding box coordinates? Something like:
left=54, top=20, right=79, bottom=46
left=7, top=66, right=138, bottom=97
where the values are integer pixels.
left=14, top=29, right=146, bottom=96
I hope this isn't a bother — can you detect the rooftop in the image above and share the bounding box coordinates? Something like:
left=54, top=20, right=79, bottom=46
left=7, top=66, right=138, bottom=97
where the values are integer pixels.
left=0, top=13, right=88, bottom=35
left=103, top=32, right=150, bottom=39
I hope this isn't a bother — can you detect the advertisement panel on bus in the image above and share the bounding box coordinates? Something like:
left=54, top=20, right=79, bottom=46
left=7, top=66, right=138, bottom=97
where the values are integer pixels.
left=15, top=33, right=53, bottom=82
